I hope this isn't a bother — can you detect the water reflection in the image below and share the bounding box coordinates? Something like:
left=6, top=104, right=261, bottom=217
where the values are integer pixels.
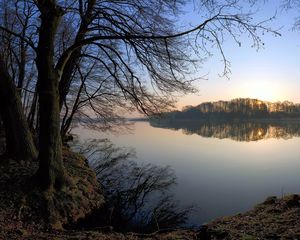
left=71, top=138, right=192, bottom=232
left=150, top=120, right=300, bottom=141
left=73, top=122, right=300, bottom=226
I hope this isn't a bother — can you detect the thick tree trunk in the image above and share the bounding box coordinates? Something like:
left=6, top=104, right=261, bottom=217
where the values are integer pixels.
left=35, top=2, right=67, bottom=190
left=0, top=55, right=37, bottom=161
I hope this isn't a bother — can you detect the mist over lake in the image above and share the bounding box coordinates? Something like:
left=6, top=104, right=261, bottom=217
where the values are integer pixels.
left=73, top=120, right=300, bottom=226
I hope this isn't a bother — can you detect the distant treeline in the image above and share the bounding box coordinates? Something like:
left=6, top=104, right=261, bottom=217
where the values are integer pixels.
left=150, top=120, right=300, bottom=141
left=154, top=98, right=300, bottom=120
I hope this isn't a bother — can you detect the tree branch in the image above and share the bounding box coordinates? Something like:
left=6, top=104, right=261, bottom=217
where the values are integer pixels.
left=0, top=25, right=37, bottom=51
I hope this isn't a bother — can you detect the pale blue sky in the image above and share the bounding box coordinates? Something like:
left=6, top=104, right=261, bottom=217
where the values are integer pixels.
left=176, top=1, right=300, bottom=109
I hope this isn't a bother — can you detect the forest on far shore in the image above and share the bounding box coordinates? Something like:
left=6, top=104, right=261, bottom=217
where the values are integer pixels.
left=152, top=98, right=300, bottom=120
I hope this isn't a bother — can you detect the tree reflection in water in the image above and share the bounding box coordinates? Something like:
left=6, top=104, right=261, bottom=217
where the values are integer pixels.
left=150, top=120, right=300, bottom=141
left=72, top=138, right=192, bottom=233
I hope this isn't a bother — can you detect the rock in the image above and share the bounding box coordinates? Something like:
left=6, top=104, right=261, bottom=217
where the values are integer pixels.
left=263, top=196, right=277, bottom=205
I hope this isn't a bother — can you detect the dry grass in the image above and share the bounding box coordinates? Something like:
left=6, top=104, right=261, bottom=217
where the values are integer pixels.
left=207, top=195, right=300, bottom=239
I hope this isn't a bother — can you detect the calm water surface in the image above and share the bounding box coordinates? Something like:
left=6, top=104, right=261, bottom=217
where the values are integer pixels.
left=73, top=121, right=300, bottom=225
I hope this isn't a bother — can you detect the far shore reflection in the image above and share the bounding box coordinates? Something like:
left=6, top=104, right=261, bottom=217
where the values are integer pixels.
left=149, top=119, right=300, bottom=141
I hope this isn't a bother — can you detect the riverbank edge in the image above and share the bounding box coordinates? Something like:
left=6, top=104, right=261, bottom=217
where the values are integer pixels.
left=1, top=142, right=300, bottom=239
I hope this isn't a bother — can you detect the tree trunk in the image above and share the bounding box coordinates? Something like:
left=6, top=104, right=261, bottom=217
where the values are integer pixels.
left=0, top=55, right=37, bottom=161
left=58, top=0, right=95, bottom=110
left=17, top=38, right=26, bottom=96
left=35, top=2, right=67, bottom=190
left=61, top=75, right=85, bottom=139
left=59, top=50, right=81, bottom=110
left=27, top=85, right=38, bottom=131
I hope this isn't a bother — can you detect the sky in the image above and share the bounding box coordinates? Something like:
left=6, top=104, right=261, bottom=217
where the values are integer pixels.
left=175, top=1, right=300, bottom=110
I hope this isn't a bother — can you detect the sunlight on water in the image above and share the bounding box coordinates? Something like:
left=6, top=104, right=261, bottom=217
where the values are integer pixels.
left=73, top=121, right=300, bottom=225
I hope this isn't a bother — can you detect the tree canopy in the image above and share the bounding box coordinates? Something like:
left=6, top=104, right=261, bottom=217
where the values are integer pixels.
left=0, top=0, right=280, bottom=226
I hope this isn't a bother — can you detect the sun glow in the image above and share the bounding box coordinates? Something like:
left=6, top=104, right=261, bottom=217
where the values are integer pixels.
left=258, top=130, right=263, bottom=136
left=238, top=81, right=286, bottom=102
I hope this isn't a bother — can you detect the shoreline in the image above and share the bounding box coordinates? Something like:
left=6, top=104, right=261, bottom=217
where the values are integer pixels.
left=1, top=137, right=300, bottom=239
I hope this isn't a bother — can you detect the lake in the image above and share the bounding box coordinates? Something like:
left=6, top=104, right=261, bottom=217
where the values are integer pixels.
left=73, top=120, right=300, bottom=226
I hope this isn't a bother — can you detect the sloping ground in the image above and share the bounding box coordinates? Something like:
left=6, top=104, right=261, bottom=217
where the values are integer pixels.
left=0, top=148, right=104, bottom=239
left=206, top=195, right=300, bottom=239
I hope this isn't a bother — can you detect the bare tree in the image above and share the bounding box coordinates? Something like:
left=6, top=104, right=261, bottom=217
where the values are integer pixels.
left=60, top=55, right=132, bottom=139
left=282, top=0, right=300, bottom=29
left=0, top=0, right=279, bottom=192
left=0, top=1, right=37, bottom=161
left=0, top=54, right=37, bottom=161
